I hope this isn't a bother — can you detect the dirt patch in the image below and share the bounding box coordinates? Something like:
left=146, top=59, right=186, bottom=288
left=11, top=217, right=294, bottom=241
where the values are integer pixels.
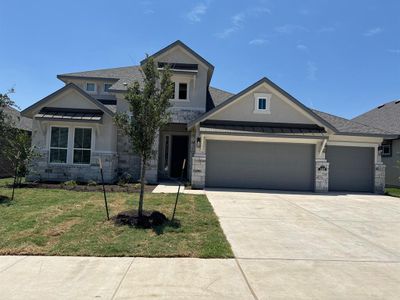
left=45, top=218, right=81, bottom=237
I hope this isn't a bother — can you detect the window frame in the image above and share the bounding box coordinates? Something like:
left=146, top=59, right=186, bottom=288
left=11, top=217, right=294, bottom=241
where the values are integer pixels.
left=104, top=83, right=113, bottom=93
left=47, top=125, right=95, bottom=165
left=382, top=143, right=392, bottom=157
left=253, top=93, right=271, bottom=114
left=73, top=127, right=93, bottom=165
left=48, top=126, right=69, bottom=164
left=85, top=82, right=97, bottom=93
left=171, top=80, right=190, bottom=101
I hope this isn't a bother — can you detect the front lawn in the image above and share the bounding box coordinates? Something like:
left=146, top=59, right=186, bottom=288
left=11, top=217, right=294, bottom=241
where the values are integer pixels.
left=0, top=180, right=233, bottom=258
left=386, top=187, right=400, bottom=198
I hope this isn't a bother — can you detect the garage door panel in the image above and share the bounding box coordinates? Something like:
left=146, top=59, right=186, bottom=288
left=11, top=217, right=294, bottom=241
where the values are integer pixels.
left=206, top=141, right=315, bottom=191
left=326, top=146, right=374, bottom=192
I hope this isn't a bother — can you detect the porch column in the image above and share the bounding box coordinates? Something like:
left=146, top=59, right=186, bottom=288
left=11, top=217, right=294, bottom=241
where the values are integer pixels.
left=145, top=131, right=159, bottom=184
left=191, top=126, right=206, bottom=189
left=374, top=162, right=385, bottom=194
left=315, top=159, right=329, bottom=192
left=191, top=152, right=206, bottom=189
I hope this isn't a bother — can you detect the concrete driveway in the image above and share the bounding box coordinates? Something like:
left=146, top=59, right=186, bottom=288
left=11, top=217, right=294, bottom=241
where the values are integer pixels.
left=206, top=189, right=400, bottom=299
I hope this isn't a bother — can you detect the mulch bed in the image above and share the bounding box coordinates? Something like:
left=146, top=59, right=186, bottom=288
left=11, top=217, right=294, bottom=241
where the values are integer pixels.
left=113, top=209, right=168, bottom=228
left=3, top=182, right=156, bottom=193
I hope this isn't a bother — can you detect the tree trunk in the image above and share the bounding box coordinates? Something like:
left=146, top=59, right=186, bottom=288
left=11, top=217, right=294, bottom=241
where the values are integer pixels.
left=138, top=156, right=146, bottom=218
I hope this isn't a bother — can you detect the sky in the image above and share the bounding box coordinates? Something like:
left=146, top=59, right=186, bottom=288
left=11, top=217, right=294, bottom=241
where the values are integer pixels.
left=1, top=0, right=399, bottom=119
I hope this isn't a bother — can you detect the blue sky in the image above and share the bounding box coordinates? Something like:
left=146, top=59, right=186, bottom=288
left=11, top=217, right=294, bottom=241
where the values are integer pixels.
left=1, top=0, right=399, bottom=119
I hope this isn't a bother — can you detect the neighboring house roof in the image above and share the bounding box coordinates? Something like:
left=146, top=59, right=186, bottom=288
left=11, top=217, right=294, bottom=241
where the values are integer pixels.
left=21, top=83, right=115, bottom=118
left=312, top=110, right=394, bottom=136
left=190, top=77, right=338, bottom=132
left=352, top=99, right=400, bottom=134
left=4, top=106, right=32, bottom=131
left=207, top=87, right=234, bottom=111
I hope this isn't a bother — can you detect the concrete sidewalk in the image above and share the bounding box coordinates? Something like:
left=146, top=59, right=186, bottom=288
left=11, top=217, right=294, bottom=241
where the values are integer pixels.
left=0, top=256, right=254, bottom=300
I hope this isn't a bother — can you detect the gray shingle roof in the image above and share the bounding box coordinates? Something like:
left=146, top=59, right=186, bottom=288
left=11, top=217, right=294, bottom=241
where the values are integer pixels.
left=312, top=109, right=393, bottom=136
left=208, top=87, right=234, bottom=106
left=352, top=100, right=400, bottom=134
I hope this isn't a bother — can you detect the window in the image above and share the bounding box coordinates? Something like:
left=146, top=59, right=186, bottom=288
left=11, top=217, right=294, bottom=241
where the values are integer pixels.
left=104, top=83, right=112, bottom=92
left=171, top=81, right=189, bottom=100
left=86, top=83, right=96, bottom=92
left=254, top=93, right=271, bottom=113
left=382, top=143, right=392, bottom=157
left=73, top=128, right=92, bottom=164
left=258, top=98, right=267, bottom=110
left=50, top=127, right=69, bottom=163
left=178, top=83, right=188, bottom=100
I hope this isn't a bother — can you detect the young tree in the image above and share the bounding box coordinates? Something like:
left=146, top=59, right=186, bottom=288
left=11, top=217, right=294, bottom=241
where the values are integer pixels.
left=115, top=57, right=174, bottom=217
left=0, top=90, right=16, bottom=152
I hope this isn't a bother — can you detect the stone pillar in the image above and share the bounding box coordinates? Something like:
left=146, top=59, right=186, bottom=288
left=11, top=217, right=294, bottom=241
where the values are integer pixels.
left=315, top=159, right=329, bottom=192
left=145, top=131, right=160, bottom=184
left=191, top=153, right=206, bottom=189
left=374, top=162, right=385, bottom=194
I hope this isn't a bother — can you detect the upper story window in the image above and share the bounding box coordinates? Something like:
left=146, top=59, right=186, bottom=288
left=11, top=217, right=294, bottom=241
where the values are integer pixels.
left=171, top=81, right=189, bottom=101
left=254, top=93, right=271, bottom=114
left=50, top=127, right=69, bottom=163
left=104, top=83, right=113, bottom=93
left=73, top=128, right=92, bottom=164
left=85, top=83, right=96, bottom=93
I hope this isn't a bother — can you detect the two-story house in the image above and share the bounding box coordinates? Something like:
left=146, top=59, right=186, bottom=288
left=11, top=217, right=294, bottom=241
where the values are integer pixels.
left=21, top=40, right=394, bottom=193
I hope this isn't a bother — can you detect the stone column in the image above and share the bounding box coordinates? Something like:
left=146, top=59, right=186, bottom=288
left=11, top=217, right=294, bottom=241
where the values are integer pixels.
left=315, top=159, right=329, bottom=192
left=145, top=131, right=160, bottom=184
left=191, top=152, right=206, bottom=189
left=374, top=162, right=385, bottom=194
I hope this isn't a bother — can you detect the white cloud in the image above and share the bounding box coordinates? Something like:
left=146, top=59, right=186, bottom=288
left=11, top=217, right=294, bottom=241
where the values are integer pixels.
left=296, top=44, right=308, bottom=51
left=364, top=27, right=383, bottom=37
left=275, top=24, right=307, bottom=34
left=216, top=6, right=270, bottom=38
left=186, top=3, right=208, bottom=23
left=388, top=49, right=400, bottom=54
left=306, top=61, right=317, bottom=81
left=249, top=38, right=267, bottom=46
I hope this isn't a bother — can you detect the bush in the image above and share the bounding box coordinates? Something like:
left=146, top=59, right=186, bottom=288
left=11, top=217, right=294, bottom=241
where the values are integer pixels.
left=87, top=180, right=98, bottom=186
left=61, top=180, right=77, bottom=187
left=117, top=172, right=134, bottom=186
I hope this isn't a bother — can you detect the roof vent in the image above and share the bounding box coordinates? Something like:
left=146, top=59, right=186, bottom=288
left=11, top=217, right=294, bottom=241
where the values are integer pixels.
left=377, top=104, right=385, bottom=109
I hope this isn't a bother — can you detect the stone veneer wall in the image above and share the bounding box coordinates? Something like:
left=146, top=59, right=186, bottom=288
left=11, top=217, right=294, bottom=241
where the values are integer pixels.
left=374, top=162, right=386, bottom=194
left=315, top=159, right=329, bottom=192
left=191, top=152, right=206, bottom=188
left=116, top=129, right=141, bottom=181
left=27, top=150, right=118, bottom=183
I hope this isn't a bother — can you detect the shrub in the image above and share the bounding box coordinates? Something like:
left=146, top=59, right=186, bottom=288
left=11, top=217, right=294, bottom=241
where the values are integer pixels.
left=87, top=180, right=98, bottom=186
left=62, top=180, right=77, bottom=187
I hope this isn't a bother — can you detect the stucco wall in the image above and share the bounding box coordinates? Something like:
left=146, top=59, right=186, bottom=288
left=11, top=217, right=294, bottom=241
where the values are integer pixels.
left=383, top=139, right=400, bottom=187
left=62, top=78, right=117, bottom=98
left=209, top=84, right=315, bottom=124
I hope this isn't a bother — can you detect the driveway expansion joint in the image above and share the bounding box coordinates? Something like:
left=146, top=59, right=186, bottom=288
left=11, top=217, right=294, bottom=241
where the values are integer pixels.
left=234, top=258, right=259, bottom=300
left=110, top=257, right=135, bottom=300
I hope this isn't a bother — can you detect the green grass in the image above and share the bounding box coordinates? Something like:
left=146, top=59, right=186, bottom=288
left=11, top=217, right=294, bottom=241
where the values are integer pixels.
left=385, top=187, right=400, bottom=198
left=0, top=179, right=233, bottom=258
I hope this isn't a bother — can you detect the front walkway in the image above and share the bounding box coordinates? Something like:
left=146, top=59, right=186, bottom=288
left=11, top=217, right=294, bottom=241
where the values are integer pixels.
left=206, top=189, right=400, bottom=299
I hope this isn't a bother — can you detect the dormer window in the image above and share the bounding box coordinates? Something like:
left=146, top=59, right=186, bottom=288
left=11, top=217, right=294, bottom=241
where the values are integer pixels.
left=254, top=93, right=271, bottom=114
left=104, top=83, right=112, bottom=92
left=171, top=81, right=189, bottom=101
left=86, top=83, right=96, bottom=93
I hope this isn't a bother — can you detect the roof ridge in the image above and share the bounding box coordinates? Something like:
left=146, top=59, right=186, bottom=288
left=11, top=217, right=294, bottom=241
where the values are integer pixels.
left=209, top=86, right=234, bottom=95
left=58, top=65, right=140, bottom=77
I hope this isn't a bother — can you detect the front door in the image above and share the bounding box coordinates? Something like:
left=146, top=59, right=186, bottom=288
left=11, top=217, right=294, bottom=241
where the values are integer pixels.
left=170, top=135, right=189, bottom=179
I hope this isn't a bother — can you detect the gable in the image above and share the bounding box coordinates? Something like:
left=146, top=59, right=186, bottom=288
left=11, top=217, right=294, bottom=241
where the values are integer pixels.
left=156, top=45, right=204, bottom=67
left=21, top=83, right=114, bottom=118
left=209, top=83, right=316, bottom=125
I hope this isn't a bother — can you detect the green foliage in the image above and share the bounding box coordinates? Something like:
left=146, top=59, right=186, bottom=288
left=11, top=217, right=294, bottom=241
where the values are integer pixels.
left=87, top=180, right=98, bottom=187
left=114, top=56, right=174, bottom=161
left=62, top=180, right=77, bottom=187
left=114, top=56, right=174, bottom=216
